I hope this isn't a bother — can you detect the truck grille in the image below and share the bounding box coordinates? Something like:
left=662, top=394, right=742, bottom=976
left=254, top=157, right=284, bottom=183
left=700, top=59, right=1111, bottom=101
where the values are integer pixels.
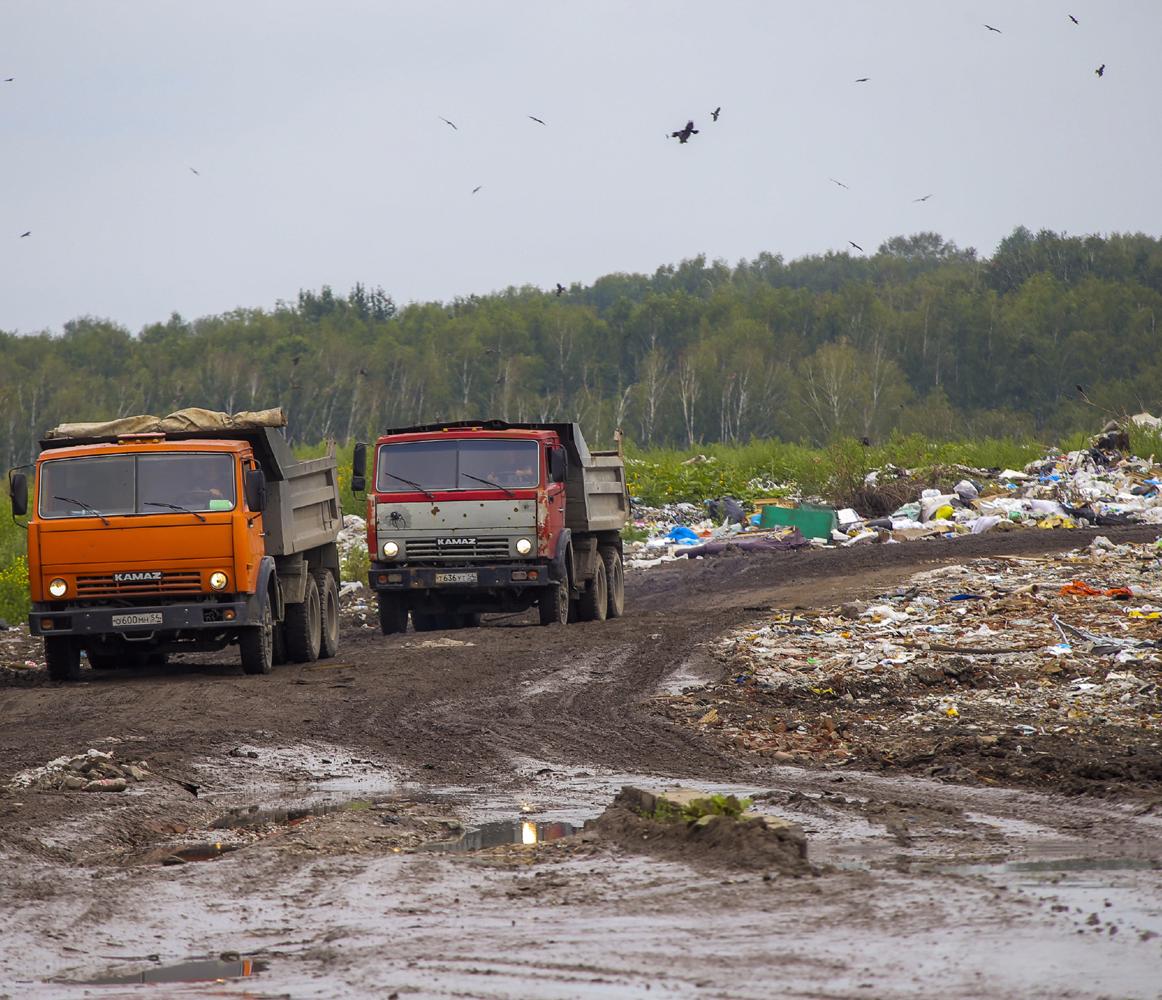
left=406, top=538, right=511, bottom=560
left=74, top=572, right=203, bottom=596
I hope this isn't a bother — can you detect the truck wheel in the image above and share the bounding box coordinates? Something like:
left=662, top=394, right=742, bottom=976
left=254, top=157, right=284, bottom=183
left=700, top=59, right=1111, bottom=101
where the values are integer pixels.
left=45, top=637, right=80, bottom=681
left=240, top=591, right=274, bottom=675
left=577, top=557, right=608, bottom=622
left=284, top=574, right=322, bottom=663
left=377, top=592, right=408, bottom=634
left=600, top=546, right=625, bottom=619
left=538, top=583, right=569, bottom=626
left=313, top=570, right=340, bottom=658
left=86, top=648, right=120, bottom=671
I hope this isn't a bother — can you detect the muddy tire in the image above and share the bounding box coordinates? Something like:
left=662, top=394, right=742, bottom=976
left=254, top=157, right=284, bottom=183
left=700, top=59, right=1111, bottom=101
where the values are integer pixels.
left=538, top=582, right=570, bottom=626
left=412, top=611, right=442, bottom=632
left=86, top=648, right=120, bottom=671
left=271, top=622, right=287, bottom=665
left=45, top=637, right=80, bottom=681
left=600, top=546, right=625, bottom=619
left=377, top=592, right=408, bottom=634
left=577, top=557, right=608, bottom=622
left=240, top=590, right=273, bottom=675
left=313, top=569, right=340, bottom=659
left=284, top=573, right=322, bottom=663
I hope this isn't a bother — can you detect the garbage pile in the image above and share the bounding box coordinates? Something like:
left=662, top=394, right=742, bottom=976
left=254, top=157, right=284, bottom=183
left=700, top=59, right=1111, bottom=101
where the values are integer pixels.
left=8, top=748, right=151, bottom=793
left=666, top=536, right=1162, bottom=785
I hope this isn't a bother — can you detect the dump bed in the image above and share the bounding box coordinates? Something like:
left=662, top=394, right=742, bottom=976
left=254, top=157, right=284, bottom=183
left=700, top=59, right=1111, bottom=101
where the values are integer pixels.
left=40, top=410, right=341, bottom=557
left=381, top=420, right=629, bottom=535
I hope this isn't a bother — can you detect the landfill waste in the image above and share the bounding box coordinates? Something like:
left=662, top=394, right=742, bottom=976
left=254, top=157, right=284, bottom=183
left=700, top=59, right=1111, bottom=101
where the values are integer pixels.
left=663, top=535, right=1162, bottom=793
left=626, top=431, right=1162, bottom=567
left=8, top=749, right=151, bottom=792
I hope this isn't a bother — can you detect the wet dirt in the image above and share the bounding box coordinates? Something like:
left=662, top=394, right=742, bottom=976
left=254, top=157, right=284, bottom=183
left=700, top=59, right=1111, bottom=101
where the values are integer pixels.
left=0, top=526, right=1160, bottom=998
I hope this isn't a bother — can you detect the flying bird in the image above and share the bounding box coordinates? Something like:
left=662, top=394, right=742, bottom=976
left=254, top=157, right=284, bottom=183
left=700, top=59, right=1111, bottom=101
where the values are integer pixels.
left=913, top=193, right=933, bottom=202
left=711, top=106, right=721, bottom=122
left=188, top=166, right=200, bottom=176
left=829, top=177, right=849, bottom=189
left=854, top=77, right=869, bottom=83
left=1095, top=63, right=1105, bottom=77
left=670, top=120, right=699, bottom=143
left=848, top=241, right=864, bottom=253
left=472, top=185, right=482, bottom=194
left=19, top=230, right=30, bottom=238
left=439, top=116, right=458, bottom=130
left=1069, top=14, right=1079, bottom=24
left=528, top=115, right=547, bottom=125
left=984, top=23, right=1002, bottom=33
left=3, top=78, right=12, bottom=82
left=555, top=283, right=565, bottom=296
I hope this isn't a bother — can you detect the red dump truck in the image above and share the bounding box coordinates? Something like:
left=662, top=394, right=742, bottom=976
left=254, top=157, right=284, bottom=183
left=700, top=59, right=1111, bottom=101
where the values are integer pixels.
left=9, top=409, right=343, bottom=679
left=352, top=421, right=629, bottom=631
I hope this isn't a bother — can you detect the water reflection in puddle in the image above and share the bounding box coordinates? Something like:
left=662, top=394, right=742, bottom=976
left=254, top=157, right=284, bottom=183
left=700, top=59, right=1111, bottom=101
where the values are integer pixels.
left=424, top=818, right=580, bottom=853
left=949, top=857, right=1161, bottom=876
left=79, top=955, right=268, bottom=985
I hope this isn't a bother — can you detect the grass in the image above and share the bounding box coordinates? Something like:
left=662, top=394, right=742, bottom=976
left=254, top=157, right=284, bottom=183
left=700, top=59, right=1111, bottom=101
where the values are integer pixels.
left=0, top=507, right=29, bottom=624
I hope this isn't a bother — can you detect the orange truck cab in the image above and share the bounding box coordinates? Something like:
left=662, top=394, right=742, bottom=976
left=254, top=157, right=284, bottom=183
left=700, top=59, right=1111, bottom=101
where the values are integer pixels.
left=9, top=414, right=342, bottom=680
left=351, top=420, right=629, bottom=632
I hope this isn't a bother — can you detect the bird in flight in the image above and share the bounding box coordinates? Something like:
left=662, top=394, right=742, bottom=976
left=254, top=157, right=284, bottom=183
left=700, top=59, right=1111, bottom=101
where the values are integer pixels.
left=670, top=120, right=699, bottom=143
left=913, top=193, right=933, bottom=202
left=848, top=241, right=864, bottom=253
left=1095, top=64, right=1105, bottom=77
left=528, top=115, right=546, bottom=125
left=472, top=185, right=482, bottom=194
left=555, top=283, right=565, bottom=296
left=829, top=177, right=849, bottom=189
left=1069, top=14, right=1079, bottom=25
left=854, top=77, right=869, bottom=83
left=188, top=166, right=200, bottom=176
left=711, top=106, right=721, bottom=122
left=439, top=116, right=458, bottom=130
left=19, top=230, right=30, bottom=238
left=984, top=23, right=1002, bottom=33
left=3, top=77, right=12, bottom=82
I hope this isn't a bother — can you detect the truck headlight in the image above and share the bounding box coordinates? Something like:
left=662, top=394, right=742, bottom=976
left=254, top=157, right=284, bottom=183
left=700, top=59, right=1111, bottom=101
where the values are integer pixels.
left=383, top=540, right=399, bottom=558
left=209, top=572, right=229, bottom=591
left=515, top=537, right=533, bottom=555
left=48, top=578, right=68, bottom=598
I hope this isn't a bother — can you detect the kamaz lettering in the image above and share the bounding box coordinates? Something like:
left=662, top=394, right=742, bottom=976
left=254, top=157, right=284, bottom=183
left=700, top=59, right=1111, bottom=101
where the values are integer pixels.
left=113, top=571, right=163, bottom=583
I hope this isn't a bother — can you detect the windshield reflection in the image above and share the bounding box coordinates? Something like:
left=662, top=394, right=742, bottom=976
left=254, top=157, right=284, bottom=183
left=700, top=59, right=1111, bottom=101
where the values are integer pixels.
left=376, top=439, right=539, bottom=493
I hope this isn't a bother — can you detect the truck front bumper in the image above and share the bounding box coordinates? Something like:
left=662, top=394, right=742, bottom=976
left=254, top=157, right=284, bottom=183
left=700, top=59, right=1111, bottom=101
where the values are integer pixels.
left=369, top=562, right=555, bottom=592
left=29, top=600, right=253, bottom=637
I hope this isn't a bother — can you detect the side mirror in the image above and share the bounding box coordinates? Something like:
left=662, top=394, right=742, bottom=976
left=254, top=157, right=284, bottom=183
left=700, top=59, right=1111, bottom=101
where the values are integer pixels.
left=351, top=442, right=367, bottom=493
left=9, top=471, right=28, bottom=517
left=244, top=468, right=267, bottom=513
left=549, top=446, right=567, bottom=484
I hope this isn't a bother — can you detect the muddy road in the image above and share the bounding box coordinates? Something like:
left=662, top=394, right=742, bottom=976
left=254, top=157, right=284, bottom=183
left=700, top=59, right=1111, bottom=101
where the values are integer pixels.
left=1, top=527, right=1161, bottom=998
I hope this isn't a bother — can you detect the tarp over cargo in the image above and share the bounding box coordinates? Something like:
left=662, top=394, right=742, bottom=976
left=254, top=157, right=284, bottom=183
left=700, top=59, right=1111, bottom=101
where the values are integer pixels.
left=45, top=408, right=287, bottom=440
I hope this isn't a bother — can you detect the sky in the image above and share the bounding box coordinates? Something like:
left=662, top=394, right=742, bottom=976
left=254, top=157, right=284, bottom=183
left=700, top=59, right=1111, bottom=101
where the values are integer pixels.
left=2, top=0, right=1159, bottom=334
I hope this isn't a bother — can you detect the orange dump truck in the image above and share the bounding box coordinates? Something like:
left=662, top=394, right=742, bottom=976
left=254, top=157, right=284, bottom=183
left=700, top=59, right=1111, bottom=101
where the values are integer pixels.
left=8, top=409, right=342, bottom=680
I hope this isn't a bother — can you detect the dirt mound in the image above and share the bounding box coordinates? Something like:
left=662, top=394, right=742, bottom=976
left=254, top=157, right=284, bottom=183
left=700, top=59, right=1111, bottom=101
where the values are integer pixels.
left=586, top=787, right=813, bottom=875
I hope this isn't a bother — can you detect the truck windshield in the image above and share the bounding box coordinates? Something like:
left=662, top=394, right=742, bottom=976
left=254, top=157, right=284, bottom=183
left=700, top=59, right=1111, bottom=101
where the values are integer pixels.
left=38, top=453, right=237, bottom=519
left=376, top=439, right=540, bottom=492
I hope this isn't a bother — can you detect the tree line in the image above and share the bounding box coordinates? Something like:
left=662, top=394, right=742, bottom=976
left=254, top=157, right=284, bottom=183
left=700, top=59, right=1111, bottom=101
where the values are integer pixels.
left=3, top=226, right=1161, bottom=469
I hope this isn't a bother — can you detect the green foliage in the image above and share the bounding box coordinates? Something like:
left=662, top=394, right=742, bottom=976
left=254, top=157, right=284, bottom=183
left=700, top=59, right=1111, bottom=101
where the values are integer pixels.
left=341, top=544, right=369, bottom=588
left=0, top=506, right=28, bottom=623
left=650, top=793, right=753, bottom=824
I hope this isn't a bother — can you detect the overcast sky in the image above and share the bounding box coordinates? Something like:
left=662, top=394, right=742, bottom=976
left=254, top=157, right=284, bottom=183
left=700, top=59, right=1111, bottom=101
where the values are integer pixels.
left=2, top=1, right=1158, bottom=334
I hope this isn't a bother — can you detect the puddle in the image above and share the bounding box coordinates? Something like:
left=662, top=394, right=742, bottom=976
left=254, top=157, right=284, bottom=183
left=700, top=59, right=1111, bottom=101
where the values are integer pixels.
left=946, top=856, right=1162, bottom=876
left=424, top=818, right=580, bottom=853
left=76, top=955, right=267, bottom=984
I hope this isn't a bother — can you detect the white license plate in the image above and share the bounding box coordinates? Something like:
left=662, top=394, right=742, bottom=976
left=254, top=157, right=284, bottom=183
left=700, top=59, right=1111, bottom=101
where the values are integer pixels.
left=111, top=612, right=164, bottom=627
left=434, top=572, right=477, bottom=585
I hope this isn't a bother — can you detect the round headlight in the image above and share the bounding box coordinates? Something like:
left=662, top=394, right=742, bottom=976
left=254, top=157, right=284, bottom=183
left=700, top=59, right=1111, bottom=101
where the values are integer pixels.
left=48, top=578, right=68, bottom=598
left=383, top=540, right=399, bottom=558
left=209, top=572, right=229, bottom=591
left=515, top=537, right=533, bottom=555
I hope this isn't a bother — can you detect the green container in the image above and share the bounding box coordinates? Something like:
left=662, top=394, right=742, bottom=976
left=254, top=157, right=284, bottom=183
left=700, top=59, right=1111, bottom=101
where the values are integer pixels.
left=758, top=503, right=836, bottom=539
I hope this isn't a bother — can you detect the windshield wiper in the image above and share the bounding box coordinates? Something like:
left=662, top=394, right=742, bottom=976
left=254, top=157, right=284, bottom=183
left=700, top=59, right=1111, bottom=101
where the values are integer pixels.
left=144, top=500, right=207, bottom=523
left=381, top=471, right=436, bottom=501
left=461, top=473, right=515, bottom=498
left=52, top=495, right=112, bottom=526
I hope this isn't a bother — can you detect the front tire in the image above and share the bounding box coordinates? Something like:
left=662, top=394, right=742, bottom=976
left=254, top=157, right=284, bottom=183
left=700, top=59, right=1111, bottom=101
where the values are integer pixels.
left=538, top=582, right=570, bottom=626
left=285, top=573, right=322, bottom=663
left=377, top=592, right=408, bottom=634
left=314, top=570, right=340, bottom=658
left=45, top=637, right=80, bottom=681
left=240, top=590, right=274, bottom=675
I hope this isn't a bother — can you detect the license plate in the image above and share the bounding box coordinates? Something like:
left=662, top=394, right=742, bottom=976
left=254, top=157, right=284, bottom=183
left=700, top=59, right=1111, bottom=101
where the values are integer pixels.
left=434, top=572, right=477, bottom=585
left=111, top=612, right=164, bottom=627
